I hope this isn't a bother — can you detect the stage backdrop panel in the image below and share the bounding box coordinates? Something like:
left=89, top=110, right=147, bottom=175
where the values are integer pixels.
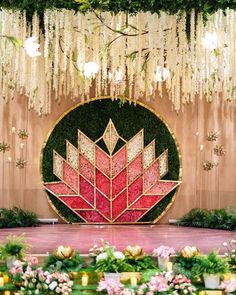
left=42, top=98, right=181, bottom=223
left=0, top=94, right=235, bottom=223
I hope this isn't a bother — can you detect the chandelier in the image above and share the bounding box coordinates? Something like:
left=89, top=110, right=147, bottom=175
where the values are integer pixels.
left=0, top=9, right=236, bottom=115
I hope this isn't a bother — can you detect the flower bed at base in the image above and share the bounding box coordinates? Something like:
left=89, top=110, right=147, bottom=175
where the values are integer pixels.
left=0, top=237, right=235, bottom=294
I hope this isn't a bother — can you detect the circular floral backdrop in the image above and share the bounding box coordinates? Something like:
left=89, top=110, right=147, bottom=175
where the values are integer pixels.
left=42, top=98, right=181, bottom=223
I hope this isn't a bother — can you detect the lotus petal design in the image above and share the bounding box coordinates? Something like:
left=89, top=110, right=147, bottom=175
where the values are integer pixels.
left=44, top=120, right=180, bottom=223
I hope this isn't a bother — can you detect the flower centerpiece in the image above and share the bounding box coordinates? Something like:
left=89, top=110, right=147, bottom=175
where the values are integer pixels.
left=137, top=272, right=196, bottom=295
left=9, top=255, right=38, bottom=286
left=173, top=246, right=200, bottom=281
left=192, top=251, right=229, bottom=289
left=16, top=269, right=73, bottom=295
left=43, top=245, right=84, bottom=273
left=223, top=239, right=236, bottom=273
left=153, top=246, right=175, bottom=270
left=89, top=239, right=113, bottom=265
left=97, top=279, right=135, bottom=295
left=94, top=244, right=133, bottom=282
left=170, top=274, right=197, bottom=294
left=124, top=245, right=157, bottom=272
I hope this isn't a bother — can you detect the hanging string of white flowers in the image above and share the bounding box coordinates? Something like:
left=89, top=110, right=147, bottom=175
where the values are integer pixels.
left=1, top=9, right=236, bottom=114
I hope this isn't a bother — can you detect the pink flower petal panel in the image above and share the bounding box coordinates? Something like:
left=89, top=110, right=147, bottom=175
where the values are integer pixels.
left=44, top=120, right=180, bottom=223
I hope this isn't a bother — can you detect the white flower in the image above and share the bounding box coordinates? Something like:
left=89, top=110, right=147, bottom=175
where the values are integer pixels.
left=49, top=281, right=58, bottom=290
left=113, top=251, right=125, bottom=260
left=83, top=62, right=99, bottom=78
left=154, top=66, right=170, bottom=82
left=96, top=252, right=108, bottom=262
left=202, top=32, right=218, bottom=51
left=223, top=242, right=228, bottom=247
left=24, top=37, right=41, bottom=57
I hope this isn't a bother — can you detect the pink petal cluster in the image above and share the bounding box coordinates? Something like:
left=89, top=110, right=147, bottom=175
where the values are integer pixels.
left=9, top=260, right=24, bottom=275
left=153, top=245, right=176, bottom=258
left=97, top=279, right=124, bottom=295
left=220, top=279, right=236, bottom=293
left=170, top=274, right=196, bottom=294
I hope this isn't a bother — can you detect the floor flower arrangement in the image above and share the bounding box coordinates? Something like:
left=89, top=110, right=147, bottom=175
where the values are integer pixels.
left=0, top=236, right=235, bottom=294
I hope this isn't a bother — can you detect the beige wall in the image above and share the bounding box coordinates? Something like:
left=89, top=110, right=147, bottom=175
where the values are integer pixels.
left=0, top=94, right=235, bottom=223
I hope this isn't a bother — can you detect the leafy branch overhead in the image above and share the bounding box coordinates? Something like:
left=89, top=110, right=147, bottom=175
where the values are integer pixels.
left=1, top=0, right=236, bottom=19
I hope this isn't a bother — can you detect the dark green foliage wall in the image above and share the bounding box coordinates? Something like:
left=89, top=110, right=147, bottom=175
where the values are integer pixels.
left=42, top=98, right=180, bottom=223
left=1, top=0, right=236, bottom=20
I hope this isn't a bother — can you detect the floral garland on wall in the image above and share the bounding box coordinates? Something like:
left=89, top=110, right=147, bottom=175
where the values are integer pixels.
left=1, top=7, right=236, bottom=114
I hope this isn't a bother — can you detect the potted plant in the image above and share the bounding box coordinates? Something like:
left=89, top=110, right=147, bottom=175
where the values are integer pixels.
left=152, top=246, right=175, bottom=270
left=0, top=234, right=30, bottom=268
left=193, top=251, right=229, bottom=289
left=94, top=245, right=133, bottom=282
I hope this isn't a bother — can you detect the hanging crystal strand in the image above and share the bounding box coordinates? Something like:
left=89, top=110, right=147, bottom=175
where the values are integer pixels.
left=76, top=12, right=84, bottom=101
left=2, top=10, right=8, bottom=102
left=66, top=10, right=74, bottom=98
left=165, top=14, right=174, bottom=101
left=126, top=14, right=132, bottom=99
left=12, top=11, right=19, bottom=93
left=218, top=11, right=225, bottom=98
left=179, top=13, right=187, bottom=104
left=0, top=10, right=3, bottom=94
left=0, top=12, right=2, bottom=96
left=190, top=10, right=196, bottom=104
left=231, top=10, right=236, bottom=100
left=31, top=13, right=40, bottom=113
left=225, top=9, right=232, bottom=101
left=109, top=14, right=115, bottom=99
left=157, top=12, right=165, bottom=98
left=171, top=15, right=178, bottom=109
left=145, top=13, right=153, bottom=100
left=196, top=13, right=203, bottom=101
left=6, top=11, right=15, bottom=102
left=121, top=12, right=127, bottom=97
left=93, top=13, right=101, bottom=98
left=44, top=10, right=53, bottom=110
left=19, top=11, right=27, bottom=95
left=100, top=13, right=107, bottom=96
left=134, top=13, right=143, bottom=100
left=69, top=12, right=76, bottom=99
left=130, top=14, right=137, bottom=99
left=52, top=10, right=59, bottom=100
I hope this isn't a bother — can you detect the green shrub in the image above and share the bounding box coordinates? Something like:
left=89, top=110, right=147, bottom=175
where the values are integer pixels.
left=0, top=207, right=39, bottom=228
left=178, top=208, right=236, bottom=231
left=192, top=251, right=229, bottom=276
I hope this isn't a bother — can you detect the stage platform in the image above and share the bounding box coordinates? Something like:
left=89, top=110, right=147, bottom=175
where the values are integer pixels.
left=0, top=224, right=234, bottom=255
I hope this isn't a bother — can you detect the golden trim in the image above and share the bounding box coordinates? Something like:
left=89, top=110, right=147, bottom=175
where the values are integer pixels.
left=40, top=96, right=182, bottom=224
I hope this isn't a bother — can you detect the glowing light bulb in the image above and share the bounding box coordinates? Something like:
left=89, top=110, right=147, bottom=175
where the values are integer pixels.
left=202, top=32, right=218, bottom=51
left=83, top=62, right=99, bottom=78
left=24, top=37, right=41, bottom=57
left=154, top=66, right=170, bottom=82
